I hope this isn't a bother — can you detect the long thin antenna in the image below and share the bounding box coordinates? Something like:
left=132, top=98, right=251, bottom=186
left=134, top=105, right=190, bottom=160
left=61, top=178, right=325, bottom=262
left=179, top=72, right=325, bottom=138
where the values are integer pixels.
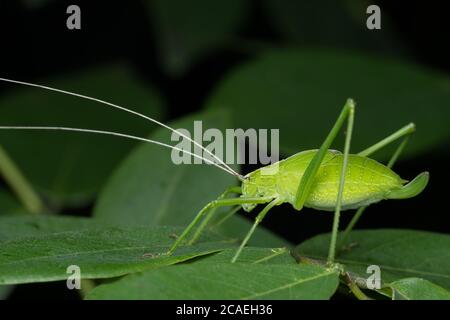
left=0, top=126, right=242, bottom=179
left=0, top=77, right=241, bottom=178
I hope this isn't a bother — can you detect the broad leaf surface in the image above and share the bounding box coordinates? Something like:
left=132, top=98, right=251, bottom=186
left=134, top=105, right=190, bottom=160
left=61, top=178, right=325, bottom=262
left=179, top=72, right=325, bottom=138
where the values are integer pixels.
left=0, top=216, right=229, bottom=285
left=86, top=260, right=338, bottom=300
left=194, top=247, right=294, bottom=265
left=386, top=278, right=450, bottom=300
left=294, top=229, right=450, bottom=289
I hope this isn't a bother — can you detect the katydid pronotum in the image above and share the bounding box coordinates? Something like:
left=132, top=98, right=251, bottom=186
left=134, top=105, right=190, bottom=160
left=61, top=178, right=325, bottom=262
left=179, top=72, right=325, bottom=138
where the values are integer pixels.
left=0, top=78, right=429, bottom=267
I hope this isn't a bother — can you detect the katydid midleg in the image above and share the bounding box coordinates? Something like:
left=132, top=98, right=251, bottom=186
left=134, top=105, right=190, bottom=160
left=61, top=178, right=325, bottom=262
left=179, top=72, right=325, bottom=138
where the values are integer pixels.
left=0, top=78, right=429, bottom=266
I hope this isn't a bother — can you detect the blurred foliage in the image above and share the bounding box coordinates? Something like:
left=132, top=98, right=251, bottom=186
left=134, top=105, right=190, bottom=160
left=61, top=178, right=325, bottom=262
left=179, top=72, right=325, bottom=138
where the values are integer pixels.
left=263, top=0, right=408, bottom=56
left=94, top=109, right=287, bottom=247
left=147, top=0, right=248, bottom=76
left=0, top=65, right=163, bottom=208
left=207, top=49, right=450, bottom=161
left=94, top=109, right=236, bottom=226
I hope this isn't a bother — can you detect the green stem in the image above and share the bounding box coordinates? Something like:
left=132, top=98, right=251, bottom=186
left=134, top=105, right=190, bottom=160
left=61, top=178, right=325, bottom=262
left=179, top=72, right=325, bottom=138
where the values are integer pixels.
left=0, top=145, right=45, bottom=214
left=348, top=281, right=372, bottom=300
left=344, top=273, right=372, bottom=300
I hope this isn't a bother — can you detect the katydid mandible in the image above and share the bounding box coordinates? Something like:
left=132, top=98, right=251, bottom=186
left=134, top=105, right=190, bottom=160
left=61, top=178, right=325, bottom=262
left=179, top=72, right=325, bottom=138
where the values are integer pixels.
left=0, top=78, right=429, bottom=266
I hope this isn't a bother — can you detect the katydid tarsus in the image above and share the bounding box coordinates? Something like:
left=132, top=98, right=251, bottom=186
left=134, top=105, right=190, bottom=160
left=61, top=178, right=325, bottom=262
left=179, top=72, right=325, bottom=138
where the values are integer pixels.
left=0, top=78, right=429, bottom=266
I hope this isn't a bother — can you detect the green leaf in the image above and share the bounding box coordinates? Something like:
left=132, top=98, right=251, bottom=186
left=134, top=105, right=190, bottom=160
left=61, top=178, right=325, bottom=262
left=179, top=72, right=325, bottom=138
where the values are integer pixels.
left=384, top=278, right=450, bottom=300
left=0, top=216, right=229, bottom=285
left=147, top=0, right=248, bottom=76
left=195, top=247, right=294, bottom=265
left=294, top=229, right=450, bottom=289
left=206, top=49, right=450, bottom=160
left=0, top=64, right=164, bottom=207
left=0, top=205, right=42, bottom=299
left=86, top=261, right=339, bottom=300
left=94, top=109, right=288, bottom=247
left=0, top=215, right=103, bottom=241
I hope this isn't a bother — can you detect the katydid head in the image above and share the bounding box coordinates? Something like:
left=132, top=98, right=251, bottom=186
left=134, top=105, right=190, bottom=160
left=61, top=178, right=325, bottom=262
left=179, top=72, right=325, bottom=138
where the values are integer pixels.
left=241, top=176, right=258, bottom=212
left=386, top=171, right=429, bottom=200
left=241, top=170, right=278, bottom=212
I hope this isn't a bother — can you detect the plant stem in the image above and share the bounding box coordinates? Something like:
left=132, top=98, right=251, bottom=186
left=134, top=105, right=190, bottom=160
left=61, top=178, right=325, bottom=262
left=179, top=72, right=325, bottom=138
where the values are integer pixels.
left=344, top=273, right=372, bottom=300
left=348, top=280, right=372, bottom=300
left=0, top=145, right=45, bottom=214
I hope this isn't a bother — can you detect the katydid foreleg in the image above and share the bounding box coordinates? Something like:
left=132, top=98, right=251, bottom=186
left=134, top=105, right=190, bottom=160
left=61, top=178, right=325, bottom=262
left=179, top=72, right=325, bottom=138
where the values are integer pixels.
left=167, top=196, right=274, bottom=255
left=231, top=199, right=281, bottom=263
left=188, top=186, right=242, bottom=245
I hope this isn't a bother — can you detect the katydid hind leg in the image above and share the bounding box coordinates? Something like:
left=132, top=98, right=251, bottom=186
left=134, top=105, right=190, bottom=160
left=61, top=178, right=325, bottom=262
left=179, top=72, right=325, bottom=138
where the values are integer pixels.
left=357, top=123, right=415, bottom=159
left=188, top=186, right=242, bottom=245
left=294, top=99, right=356, bottom=211
left=338, top=126, right=416, bottom=252
left=327, top=101, right=355, bottom=265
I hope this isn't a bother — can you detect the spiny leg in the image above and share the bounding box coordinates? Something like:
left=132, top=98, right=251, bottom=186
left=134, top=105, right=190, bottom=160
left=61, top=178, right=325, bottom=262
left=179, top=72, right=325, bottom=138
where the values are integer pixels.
left=167, top=195, right=273, bottom=255
left=289, top=99, right=355, bottom=265
left=337, top=123, right=416, bottom=251
left=188, top=186, right=242, bottom=245
left=231, top=199, right=280, bottom=263
left=327, top=100, right=355, bottom=265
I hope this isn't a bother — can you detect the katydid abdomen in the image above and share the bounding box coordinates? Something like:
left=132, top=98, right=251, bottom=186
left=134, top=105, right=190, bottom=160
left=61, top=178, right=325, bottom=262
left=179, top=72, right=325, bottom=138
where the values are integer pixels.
left=242, top=150, right=406, bottom=212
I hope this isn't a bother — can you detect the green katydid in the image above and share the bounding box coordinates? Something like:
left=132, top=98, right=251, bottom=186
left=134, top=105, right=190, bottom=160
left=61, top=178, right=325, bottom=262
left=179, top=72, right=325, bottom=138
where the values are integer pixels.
left=0, top=78, right=429, bottom=266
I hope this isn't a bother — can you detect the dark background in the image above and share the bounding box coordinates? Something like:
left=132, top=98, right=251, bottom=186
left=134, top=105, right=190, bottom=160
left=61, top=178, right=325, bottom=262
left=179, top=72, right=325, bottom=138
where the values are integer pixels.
left=1, top=0, right=449, bottom=299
